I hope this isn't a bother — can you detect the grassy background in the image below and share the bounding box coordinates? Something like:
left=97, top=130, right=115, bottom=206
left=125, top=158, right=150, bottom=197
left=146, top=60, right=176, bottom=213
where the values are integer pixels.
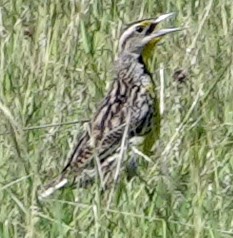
left=0, top=0, right=233, bottom=237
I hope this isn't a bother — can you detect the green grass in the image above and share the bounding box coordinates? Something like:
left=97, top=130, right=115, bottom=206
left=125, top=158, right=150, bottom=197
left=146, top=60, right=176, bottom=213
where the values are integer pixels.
left=0, top=0, right=233, bottom=237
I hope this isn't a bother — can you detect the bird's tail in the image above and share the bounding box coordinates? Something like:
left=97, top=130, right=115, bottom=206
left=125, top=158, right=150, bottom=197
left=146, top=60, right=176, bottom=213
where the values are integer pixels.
left=38, top=168, right=97, bottom=200
left=38, top=175, right=69, bottom=200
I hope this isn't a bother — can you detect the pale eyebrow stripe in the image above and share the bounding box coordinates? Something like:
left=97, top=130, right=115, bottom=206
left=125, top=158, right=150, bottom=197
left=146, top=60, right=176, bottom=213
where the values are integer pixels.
left=119, top=18, right=156, bottom=50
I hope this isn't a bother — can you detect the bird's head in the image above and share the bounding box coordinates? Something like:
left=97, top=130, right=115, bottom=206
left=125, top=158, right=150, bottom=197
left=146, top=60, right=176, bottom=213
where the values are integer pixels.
left=119, top=13, right=181, bottom=63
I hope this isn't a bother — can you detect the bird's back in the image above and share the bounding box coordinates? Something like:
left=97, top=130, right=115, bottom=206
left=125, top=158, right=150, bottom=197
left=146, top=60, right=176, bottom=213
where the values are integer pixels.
left=63, top=52, right=159, bottom=177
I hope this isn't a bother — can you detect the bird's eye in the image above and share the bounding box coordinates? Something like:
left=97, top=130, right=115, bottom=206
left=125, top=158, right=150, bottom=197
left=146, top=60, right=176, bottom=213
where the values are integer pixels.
left=135, top=25, right=144, bottom=33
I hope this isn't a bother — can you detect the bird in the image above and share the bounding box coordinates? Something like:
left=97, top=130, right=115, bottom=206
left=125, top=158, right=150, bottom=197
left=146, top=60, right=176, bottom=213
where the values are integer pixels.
left=39, top=13, right=181, bottom=199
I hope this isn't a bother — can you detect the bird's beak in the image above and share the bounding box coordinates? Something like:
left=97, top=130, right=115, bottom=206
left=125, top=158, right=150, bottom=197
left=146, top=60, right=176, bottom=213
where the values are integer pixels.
left=153, top=12, right=176, bottom=24
left=143, top=13, right=182, bottom=45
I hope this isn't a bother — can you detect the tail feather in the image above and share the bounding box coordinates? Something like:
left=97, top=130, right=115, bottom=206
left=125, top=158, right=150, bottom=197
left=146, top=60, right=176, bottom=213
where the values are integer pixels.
left=38, top=177, right=68, bottom=200
left=38, top=168, right=96, bottom=200
left=38, top=153, right=125, bottom=199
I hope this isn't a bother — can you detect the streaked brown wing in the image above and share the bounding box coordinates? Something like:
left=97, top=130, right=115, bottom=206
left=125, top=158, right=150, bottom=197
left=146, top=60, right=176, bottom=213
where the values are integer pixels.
left=62, top=66, right=153, bottom=174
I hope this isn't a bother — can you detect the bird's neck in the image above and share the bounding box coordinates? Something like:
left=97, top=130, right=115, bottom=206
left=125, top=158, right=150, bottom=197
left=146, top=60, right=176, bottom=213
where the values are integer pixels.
left=138, top=55, right=152, bottom=77
left=142, top=42, right=157, bottom=71
left=118, top=52, right=152, bottom=77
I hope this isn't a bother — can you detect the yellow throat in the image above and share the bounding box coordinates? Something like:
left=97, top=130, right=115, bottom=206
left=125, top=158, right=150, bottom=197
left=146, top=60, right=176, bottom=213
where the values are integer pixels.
left=142, top=38, right=161, bottom=69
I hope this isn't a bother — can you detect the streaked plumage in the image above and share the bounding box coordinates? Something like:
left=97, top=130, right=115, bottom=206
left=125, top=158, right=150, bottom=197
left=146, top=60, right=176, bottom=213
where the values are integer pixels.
left=39, top=13, right=181, bottom=199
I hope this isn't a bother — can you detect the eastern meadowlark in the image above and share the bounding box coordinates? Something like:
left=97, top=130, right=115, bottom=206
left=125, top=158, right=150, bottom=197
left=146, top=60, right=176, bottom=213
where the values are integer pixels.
left=39, top=13, right=181, bottom=199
